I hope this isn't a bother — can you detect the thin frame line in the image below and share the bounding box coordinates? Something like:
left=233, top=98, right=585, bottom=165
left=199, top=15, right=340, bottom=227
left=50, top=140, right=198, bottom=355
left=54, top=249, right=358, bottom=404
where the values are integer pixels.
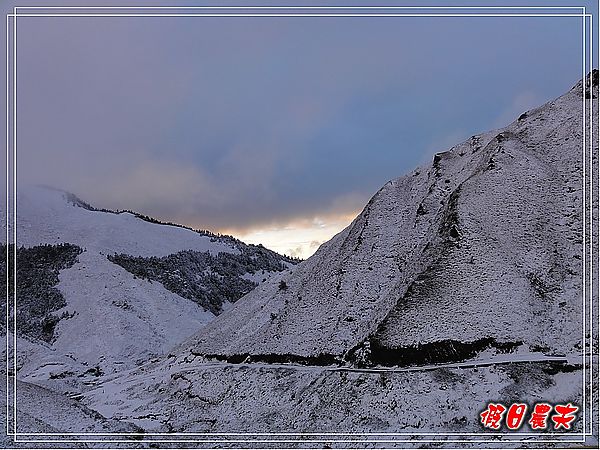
left=13, top=6, right=590, bottom=10
left=11, top=431, right=590, bottom=436
left=4, top=10, right=9, bottom=441
left=587, top=13, right=593, bottom=438
left=12, top=438, right=588, bottom=444
left=11, top=4, right=16, bottom=438
left=582, top=7, right=586, bottom=438
left=5, top=13, right=589, bottom=17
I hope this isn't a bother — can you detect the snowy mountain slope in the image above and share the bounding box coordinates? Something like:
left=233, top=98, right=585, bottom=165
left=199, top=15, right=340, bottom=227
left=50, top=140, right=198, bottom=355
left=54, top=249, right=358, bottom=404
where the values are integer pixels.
left=178, top=74, right=593, bottom=363
left=84, top=355, right=586, bottom=437
left=0, top=376, right=141, bottom=443
left=17, top=249, right=214, bottom=390
left=76, top=73, right=598, bottom=442
left=0, top=186, right=295, bottom=390
left=0, top=343, right=140, bottom=446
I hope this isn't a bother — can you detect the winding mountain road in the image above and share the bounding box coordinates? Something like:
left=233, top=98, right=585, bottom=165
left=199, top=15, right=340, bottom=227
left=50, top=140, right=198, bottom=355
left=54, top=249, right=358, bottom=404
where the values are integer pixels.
left=173, top=352, right=583, bottom=375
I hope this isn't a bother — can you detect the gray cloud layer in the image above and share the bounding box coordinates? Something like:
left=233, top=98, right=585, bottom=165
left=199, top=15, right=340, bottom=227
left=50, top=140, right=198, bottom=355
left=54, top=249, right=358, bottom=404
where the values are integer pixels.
left=5, top=1, right=593, bottom=232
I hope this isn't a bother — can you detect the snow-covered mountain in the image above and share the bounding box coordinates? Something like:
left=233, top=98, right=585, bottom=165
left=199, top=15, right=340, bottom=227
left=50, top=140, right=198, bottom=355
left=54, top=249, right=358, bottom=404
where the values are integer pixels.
left=0, top=186, right=296, bottom=393
left=180, top=74, right=590, bottom=364
left=78, top=74, right=597, bottom=441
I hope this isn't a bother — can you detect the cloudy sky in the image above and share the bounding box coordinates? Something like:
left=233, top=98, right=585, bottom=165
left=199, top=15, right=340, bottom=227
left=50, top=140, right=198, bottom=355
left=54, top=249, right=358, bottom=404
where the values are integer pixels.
left=5, top=1, right=596, bottom=257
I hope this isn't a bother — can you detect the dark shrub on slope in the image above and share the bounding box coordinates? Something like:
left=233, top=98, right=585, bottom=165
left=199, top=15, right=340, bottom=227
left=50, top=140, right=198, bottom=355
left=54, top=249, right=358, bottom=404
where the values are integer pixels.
left=109, top=245, right=295, bottom=315
left=0, top=243, right=82, bottom=342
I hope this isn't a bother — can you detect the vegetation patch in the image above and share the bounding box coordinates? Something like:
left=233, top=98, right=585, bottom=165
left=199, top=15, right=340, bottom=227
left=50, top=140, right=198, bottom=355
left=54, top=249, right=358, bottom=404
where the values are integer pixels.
left=0, top=243, right=82, bottom=342
left=109, top=246, right=297, bottom=315
left=348, top=337, right=523, bottom=368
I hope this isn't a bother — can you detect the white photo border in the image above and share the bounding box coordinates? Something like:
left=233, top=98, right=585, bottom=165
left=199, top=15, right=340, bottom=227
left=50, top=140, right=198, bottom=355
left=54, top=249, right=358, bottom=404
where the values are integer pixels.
left=3, top=4, right=597, bottom=447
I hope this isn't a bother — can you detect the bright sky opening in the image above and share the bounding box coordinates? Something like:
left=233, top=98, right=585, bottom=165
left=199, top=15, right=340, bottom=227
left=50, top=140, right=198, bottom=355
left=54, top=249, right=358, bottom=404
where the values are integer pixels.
left=223, top=210, right=361, bottom=259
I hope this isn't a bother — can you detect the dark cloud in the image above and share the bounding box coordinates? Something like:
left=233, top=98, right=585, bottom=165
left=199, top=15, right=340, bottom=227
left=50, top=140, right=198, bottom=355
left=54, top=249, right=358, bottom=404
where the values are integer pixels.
left=4, top=1, right=594, bottom=233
